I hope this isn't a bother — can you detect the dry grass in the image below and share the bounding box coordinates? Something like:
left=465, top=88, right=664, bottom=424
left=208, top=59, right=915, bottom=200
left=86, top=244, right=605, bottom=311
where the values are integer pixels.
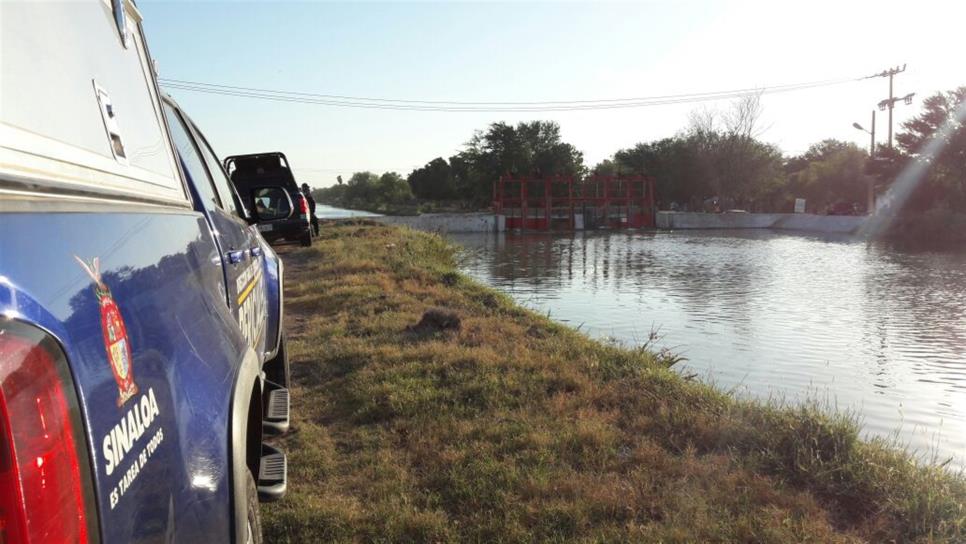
left=264, top=223, right=965, bottom=543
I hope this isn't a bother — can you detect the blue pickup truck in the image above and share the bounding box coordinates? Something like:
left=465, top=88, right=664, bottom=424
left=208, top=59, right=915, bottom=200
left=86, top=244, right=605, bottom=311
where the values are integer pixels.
left=0, top=1, right=289, bottom=542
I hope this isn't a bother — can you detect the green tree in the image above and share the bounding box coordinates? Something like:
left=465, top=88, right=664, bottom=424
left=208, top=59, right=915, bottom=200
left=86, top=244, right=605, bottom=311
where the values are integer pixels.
left=314, top=183, right=348, bottom=207
left=448, top=153, right=475, bottom=198
left=614, top=137, right=706, bottom=207
left=713, top=133, right=785, bottom=207
left=608, top=132, right=783, bottom=210
left=315, top=170, right=413, bottom=211
left=345, top=171, right=380, bottom=204
left=892, top=86, right=966, bottom=211
left=591, top=159, right=617, bottom=176
left=312, top=184, right=342, bottom=205
left=458, top=121, right=585, bottom=203
left=377, top=171, right=413, bottom=205
left=408, top=158, right=454, bottom=199
left=786, top=140, right=869, bottom=212
left=603, top=95, right=783, bottom=210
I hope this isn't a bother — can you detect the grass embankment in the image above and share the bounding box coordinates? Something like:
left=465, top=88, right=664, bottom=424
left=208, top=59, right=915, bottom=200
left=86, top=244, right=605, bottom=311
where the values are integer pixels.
left=265, top=223, right=964, bottom=543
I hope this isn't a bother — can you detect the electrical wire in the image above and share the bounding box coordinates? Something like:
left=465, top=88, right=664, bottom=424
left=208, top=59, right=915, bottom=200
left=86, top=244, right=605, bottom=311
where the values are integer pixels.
left=159, top=76, right=859, bottom=112
left=159, top=76, right=854, bottom=106
left=294, top=166, right=414, bottom=173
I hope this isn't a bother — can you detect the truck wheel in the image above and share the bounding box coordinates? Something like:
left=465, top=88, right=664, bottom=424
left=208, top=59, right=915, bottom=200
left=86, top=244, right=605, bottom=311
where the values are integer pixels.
left=299, top=232, right=312, bottom=247
left=244, top=470, right=263, bottom=544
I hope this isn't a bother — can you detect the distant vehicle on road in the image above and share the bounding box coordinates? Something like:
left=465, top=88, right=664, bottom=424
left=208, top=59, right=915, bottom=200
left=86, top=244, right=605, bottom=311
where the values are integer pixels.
left=0, top=1, right=289, bottom=542
left=225, top=152, right=313, bottom=247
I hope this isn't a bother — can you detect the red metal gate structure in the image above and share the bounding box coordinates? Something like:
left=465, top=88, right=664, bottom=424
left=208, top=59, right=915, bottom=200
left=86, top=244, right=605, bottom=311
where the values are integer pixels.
left=493, top=174, right=655, bottom=230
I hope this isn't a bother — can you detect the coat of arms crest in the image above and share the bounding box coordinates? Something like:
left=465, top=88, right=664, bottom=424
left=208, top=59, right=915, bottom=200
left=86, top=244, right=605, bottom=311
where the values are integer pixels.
left=75, top=256, right=138, bottom=406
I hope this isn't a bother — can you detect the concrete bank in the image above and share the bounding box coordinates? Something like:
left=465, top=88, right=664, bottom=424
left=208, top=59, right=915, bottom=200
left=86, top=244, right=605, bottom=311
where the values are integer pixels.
left=370, top=212, right=498, bottom=233
left=371, top=211, right=867, bottom=235
left=656, top=211, right=866, bottom=234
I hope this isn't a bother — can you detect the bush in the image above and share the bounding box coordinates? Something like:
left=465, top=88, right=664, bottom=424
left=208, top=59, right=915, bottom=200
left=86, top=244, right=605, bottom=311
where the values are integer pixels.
left=888, top=207, right=966, bottom=245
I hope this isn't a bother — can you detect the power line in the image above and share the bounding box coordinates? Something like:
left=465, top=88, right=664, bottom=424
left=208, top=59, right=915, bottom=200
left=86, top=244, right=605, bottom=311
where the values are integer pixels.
left=159, top=76, right=853, bottom=106
left=294, top=166, right=414, bottom=173
left=161, top=79, right=853, bottom=111
left=159, top=76, right=860, bottom=112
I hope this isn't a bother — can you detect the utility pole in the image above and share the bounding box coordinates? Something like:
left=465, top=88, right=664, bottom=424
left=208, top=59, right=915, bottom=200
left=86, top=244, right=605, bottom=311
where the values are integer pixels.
left=888, top=67, right=897, bottom=147
left=852, top=110, right=876, bottom=156
left=868, top=109, right=876, bottom=213
left=868, top=110, right=876, bottom=157
left=852, top=110, right=877, bottom=214
left=867, top=65, right=914, bottom=148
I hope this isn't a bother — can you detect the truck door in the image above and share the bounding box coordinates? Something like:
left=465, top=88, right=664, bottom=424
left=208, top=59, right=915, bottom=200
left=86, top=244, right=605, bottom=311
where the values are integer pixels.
left=162, top=102, right=268, bottom=358
left=192, top=125, right=277, bottom=359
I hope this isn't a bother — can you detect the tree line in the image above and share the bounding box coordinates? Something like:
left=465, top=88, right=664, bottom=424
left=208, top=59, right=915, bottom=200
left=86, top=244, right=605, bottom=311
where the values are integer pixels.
left=314, top=86, right=965, bottom=226
left=313, top=171, right=412, bottom=214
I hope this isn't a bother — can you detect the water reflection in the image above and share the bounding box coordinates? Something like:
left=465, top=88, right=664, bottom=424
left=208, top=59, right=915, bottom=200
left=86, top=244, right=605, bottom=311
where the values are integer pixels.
left=451, top=230, right=966, bottom=467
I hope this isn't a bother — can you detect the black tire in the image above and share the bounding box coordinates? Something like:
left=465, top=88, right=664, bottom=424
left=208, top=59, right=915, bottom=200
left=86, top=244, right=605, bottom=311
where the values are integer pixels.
left=244, top=470, right=263, bottom=544
left=299, top=232, right=312, bottom=247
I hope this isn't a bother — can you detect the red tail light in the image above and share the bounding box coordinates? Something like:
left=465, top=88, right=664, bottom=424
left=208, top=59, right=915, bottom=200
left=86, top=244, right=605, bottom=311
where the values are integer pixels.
left=298, top=195, right=309, bottom=215
left=0, top=321, right=94, bottom=543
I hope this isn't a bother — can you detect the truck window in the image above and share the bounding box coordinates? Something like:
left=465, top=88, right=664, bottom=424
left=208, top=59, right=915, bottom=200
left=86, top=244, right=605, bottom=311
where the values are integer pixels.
left=194, top=129, right=243, bottom=218
left=163, top=103, right=221, bottom=210
left=0, top=1, right=185, bottom=203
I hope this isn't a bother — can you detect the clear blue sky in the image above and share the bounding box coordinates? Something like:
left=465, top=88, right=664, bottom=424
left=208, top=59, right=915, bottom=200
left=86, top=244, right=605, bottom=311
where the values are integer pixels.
left=140, top=1, right=964, bottom=188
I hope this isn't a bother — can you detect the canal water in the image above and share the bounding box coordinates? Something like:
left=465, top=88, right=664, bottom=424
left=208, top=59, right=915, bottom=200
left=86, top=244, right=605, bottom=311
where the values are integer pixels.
left=315, top=204, right=380, bottom=219
left=449, top=229, right=966, bottom=467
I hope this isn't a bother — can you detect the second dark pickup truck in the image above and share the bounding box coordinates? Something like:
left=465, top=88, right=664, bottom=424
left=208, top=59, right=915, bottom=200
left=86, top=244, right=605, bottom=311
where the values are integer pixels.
left=225, top=152, right=313, bottom=246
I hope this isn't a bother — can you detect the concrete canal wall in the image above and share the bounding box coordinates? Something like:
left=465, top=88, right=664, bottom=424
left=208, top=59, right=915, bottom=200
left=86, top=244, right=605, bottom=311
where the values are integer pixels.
left=371, top=212, right=498, bottom=233
left=656, top=212, right=866, bottom=234
left=371, top=211, right=866, bottom=235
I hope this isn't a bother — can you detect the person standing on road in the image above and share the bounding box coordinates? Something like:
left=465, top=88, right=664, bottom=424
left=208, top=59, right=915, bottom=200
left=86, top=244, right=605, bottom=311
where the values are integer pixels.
left=301, top=183, right=319, bottom=236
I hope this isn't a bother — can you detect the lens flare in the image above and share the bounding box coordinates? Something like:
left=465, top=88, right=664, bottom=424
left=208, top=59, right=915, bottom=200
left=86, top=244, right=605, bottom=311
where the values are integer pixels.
left=860, top=98, right=966, bottom=240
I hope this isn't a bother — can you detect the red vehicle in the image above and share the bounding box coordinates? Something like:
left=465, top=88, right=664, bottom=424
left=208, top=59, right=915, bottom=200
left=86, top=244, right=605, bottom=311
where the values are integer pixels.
left=827, top=202, right=862, bottom=216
